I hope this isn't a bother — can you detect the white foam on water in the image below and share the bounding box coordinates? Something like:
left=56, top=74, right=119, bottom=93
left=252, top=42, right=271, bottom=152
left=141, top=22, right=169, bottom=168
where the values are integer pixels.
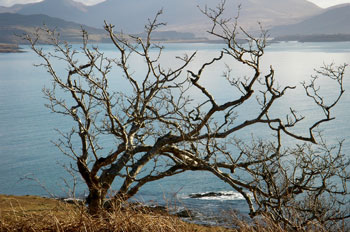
left=184, top=191, right=250, bottom=201
left=201, top=192, right=244, bottom=201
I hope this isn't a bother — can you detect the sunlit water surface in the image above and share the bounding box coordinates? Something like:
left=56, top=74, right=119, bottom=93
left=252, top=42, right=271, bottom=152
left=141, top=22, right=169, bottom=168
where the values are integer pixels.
left=0, top=42, right=349, bottom=225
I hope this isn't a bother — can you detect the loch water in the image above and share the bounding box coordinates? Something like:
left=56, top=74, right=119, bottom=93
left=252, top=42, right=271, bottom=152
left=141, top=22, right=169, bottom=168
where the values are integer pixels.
left=0, top=42, right=349, bottom=225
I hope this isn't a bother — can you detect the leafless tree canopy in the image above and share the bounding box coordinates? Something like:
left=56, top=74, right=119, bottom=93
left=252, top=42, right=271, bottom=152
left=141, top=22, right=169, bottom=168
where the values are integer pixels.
left=26, top=1, right=349, bottom=230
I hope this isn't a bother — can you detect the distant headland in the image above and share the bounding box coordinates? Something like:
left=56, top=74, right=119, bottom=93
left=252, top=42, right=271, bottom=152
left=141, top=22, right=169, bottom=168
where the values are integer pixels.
left=0, top=43, right=24, bottom=53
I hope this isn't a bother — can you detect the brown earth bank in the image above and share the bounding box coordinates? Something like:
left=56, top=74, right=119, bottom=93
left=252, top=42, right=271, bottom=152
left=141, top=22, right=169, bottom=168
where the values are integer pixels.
left=0, top=43, right=24, bottom=53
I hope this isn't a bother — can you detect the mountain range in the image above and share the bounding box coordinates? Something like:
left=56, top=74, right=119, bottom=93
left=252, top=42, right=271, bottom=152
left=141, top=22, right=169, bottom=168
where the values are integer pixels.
left=0, top=12, right=107, bottom=44
left=271, top=4, right=350, bottom=36
left=1, top=0, right=322, bottom=33
left=0, top=0, right=350, bottom=43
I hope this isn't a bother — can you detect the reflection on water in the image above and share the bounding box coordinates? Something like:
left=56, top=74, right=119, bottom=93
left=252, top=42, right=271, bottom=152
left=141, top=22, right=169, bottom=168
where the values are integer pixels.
left=0, top=42, right=349, bottom=223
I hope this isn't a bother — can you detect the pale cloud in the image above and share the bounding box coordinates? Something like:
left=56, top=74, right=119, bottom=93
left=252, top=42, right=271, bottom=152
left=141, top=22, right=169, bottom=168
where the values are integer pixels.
left=75, top=0, right=105, bottom=5
left=0, top=0, right=105, bottom=7
left=1, top=0, right=350, bottom=8
left=0, top=0, right=41, bottom=7
left=306, top=0, right=350, bottom=8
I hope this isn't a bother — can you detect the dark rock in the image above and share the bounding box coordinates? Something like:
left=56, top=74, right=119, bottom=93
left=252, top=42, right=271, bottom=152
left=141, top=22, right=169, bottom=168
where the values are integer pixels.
left=189, top=192, right=219, bottom=198
left=189, top=192, right=232, bottom=199
left=175, top=209, right=195, bottom=218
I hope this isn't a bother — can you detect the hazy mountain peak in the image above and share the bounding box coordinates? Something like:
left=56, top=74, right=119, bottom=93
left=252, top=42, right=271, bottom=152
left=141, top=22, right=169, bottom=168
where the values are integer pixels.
left=0, top=0, right=325, bottom=35
left=19, top=0, right=87, bottom=13
left=271, top=4, right=350, bottom=36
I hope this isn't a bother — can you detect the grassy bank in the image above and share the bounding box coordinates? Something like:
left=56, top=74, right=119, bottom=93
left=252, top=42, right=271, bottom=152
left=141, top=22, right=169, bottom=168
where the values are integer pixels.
left=2, top=194, right=333, bottom=232
left=0, top=195, right=241, bottom=231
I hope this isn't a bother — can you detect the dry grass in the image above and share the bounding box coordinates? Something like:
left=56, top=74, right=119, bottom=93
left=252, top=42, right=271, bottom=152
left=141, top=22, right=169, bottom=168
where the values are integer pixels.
left=0, top=195, right=339, bottom=232
left=0, top=195, right=235, bottom=232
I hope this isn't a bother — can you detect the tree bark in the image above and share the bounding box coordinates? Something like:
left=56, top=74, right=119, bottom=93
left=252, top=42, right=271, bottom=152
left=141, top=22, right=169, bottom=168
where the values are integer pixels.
left=86, top=189, right=103, bottom=215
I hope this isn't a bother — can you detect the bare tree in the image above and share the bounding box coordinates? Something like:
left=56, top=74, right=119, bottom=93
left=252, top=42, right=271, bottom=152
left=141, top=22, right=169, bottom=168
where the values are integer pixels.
left=26, top=11, right=200, bottom=214
left=187, top=2, right=349, bottom=230
left=26, top=1, right=349, bottom=230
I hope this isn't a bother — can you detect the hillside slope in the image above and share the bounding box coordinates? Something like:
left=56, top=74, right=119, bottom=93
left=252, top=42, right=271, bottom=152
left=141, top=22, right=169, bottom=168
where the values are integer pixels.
left=270, top=4, right=350, bottom=36
left=0, top=13, right=107, bottom=44
left=1, top=0, right=322, bottom=35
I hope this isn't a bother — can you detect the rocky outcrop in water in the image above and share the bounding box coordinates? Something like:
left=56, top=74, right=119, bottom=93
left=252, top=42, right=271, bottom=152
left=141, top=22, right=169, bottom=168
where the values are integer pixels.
left=189, top=192, right=233, bottom=199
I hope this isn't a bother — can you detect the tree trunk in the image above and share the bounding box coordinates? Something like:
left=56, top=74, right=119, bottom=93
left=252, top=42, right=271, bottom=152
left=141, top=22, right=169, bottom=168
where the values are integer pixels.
left=86, top=189, right=103, bottom=215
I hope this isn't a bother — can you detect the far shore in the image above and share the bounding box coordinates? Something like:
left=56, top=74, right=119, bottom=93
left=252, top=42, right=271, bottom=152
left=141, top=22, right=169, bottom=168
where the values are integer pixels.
left=0, top=43, right=25, bottom=53
left=2, top=37, right=350, bottom=54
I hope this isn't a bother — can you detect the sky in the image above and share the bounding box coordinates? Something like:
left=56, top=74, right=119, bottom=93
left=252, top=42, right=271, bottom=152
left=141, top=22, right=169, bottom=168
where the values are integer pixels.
left=1, top=0, right=350, bottom=8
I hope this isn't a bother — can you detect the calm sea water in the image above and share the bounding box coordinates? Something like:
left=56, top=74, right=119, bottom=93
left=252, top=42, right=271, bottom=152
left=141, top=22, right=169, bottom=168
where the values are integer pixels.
left=0, top=42, right=349, bottom=224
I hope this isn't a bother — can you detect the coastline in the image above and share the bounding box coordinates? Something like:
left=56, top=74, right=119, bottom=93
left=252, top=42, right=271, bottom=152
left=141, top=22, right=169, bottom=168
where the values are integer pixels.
left=2, top=37, right=350, bottom=51
left=0, top=43, right=25, bottom=53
